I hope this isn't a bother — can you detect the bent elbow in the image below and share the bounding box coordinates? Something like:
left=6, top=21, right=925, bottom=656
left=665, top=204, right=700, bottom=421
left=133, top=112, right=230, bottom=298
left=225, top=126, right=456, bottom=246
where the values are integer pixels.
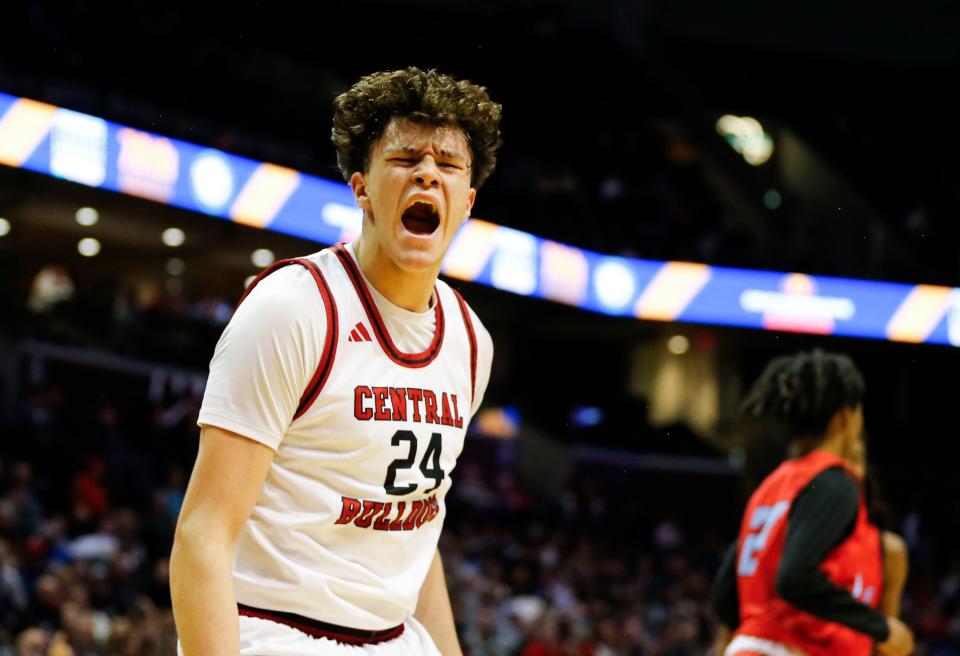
left=169, top=515, right=233, bottom=578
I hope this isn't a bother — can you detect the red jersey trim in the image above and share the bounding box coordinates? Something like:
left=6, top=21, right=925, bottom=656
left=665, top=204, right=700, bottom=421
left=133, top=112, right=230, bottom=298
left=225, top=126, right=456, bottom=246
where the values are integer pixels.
left=452, top=288, right=478, bottom=405
left=237, top=258, right=339, bottom=420
left=237, top=604, right=403, bottom=645
left=332, top=243, right=445, bottom=368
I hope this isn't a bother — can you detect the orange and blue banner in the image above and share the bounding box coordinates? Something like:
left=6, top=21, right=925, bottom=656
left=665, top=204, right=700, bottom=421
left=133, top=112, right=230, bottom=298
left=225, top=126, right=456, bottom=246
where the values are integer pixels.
left=2, top=91, right=958, bottom=347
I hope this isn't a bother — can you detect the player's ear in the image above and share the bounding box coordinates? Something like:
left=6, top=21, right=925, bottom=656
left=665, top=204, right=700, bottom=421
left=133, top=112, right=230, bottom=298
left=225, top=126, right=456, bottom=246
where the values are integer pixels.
left=826, top=406, right=851, bottom=447
left=835, top=406, right=852, bottom=434
left=460, top=188, right=477, bottom=225
left=837, top=406, right=860, bottom=450
left=351, top=172, right=372, bottom=212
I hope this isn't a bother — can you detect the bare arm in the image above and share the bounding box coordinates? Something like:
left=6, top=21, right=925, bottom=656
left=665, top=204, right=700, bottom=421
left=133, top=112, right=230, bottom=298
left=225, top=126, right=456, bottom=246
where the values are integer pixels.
left=414, top=549, right=462, bottom=656
left=711, top=624, right=732, bottom=656
left=880, top=531, right=909, bottom=618
left=170, top=425, right=275, bottom=656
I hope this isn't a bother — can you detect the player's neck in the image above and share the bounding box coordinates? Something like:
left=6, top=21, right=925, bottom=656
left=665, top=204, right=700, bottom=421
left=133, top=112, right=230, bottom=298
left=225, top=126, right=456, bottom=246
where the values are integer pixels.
left=352, top=238, right=438, bottom=313
left=791, top=432, right=846, bottom=459
left=818, top=435, right=847, bottom=459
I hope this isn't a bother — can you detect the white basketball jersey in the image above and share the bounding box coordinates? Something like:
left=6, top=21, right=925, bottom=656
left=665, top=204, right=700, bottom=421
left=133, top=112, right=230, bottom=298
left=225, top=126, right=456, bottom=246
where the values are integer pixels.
left=198, top=243, right=489, bottom=631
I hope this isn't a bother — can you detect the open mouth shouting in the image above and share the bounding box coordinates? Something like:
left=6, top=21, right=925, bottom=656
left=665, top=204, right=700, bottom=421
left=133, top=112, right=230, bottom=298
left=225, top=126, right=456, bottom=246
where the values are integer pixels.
left=400, top=199, right=441, bottom=236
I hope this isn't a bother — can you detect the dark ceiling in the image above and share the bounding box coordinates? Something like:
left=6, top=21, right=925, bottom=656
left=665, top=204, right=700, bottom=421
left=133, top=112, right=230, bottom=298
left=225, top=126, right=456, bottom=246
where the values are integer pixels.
left=2, top=0, right=959, bottom=284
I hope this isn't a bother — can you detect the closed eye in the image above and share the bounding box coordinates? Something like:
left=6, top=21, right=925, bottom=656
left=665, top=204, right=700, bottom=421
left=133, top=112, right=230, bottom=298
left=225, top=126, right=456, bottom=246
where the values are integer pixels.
left=389, top=157, right=466, bottom=171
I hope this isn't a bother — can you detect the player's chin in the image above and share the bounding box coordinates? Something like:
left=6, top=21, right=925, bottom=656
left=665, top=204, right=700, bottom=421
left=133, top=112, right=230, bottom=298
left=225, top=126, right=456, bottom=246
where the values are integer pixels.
left=393, top=231, right=447, bottom=269
left=392, top=245, right=444, bottom=273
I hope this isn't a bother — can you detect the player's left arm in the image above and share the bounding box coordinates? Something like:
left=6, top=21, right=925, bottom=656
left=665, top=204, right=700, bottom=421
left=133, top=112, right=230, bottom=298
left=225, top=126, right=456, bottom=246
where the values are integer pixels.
left=414, top=548, right=463, bottom=655
left=880, top=530, right=909, bottom=617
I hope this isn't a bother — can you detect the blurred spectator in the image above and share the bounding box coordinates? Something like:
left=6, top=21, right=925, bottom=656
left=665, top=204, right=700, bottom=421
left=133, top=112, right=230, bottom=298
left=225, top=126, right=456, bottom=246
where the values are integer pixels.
left=0, top=352, right=958, bottom=653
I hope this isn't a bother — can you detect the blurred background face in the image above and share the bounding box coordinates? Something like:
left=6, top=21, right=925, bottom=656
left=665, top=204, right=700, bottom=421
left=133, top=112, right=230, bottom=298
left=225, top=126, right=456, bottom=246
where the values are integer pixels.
left=15, top=628, right=48, bottom=656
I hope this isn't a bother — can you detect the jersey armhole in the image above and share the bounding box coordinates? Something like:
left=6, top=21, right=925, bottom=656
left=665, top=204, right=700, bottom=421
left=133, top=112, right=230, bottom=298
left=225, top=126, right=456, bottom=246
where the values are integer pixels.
left=238, top=257, right=339, bottom=421
left=451, top=289, right=478, bottom=408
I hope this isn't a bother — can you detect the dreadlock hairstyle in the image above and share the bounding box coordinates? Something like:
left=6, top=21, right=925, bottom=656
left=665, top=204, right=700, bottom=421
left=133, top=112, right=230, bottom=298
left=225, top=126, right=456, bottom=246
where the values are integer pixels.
left=740, top=349, right=865, bottom=439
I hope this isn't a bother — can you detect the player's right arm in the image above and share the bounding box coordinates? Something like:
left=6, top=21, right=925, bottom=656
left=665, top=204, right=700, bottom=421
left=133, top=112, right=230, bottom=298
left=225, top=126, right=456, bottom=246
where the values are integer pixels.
left=709, top=540, right=740, bottom=628
left=169, top=264, right=325, bottom=655
left=170, top=425, right=274, bottom=656
left=709, top=542, right=738, bottom=656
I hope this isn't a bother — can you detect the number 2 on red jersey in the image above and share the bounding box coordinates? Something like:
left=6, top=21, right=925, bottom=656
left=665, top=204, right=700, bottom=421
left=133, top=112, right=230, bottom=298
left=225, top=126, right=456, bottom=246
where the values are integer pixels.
left=737, top=500, right=790, bottom=576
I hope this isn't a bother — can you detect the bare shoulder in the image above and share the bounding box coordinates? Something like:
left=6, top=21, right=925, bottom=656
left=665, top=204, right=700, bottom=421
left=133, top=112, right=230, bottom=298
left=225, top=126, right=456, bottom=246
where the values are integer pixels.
left=882, top=530, right=909, bottom=566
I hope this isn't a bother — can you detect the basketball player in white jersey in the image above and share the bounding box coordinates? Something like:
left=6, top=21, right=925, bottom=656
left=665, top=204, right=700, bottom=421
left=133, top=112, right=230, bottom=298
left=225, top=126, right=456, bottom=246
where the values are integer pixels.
left=170, top=68, right=502, bottom=655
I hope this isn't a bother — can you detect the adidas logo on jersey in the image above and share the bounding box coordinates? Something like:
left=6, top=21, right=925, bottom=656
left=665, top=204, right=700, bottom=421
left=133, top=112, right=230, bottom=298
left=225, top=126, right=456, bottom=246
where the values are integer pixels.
left=348, top=322, right=372, bottom=342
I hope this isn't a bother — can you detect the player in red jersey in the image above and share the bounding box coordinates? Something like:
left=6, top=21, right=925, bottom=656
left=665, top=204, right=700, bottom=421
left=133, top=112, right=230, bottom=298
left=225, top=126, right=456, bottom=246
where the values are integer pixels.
left=709, top=350, right=914, bottom=656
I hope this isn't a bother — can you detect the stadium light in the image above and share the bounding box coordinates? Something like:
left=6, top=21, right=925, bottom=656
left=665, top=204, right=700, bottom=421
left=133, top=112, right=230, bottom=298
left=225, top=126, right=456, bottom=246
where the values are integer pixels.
left=0, top=217, right=9, bottom=237
left=75, top=207, right=99, bottom=226
left=162, top=227, right=186, bottom=247
left=166, top=257, right=186, bottom=276
left=667, top=335, right=690, bottom=355
left=251, top=248, right=275, bottom=268
left=77, top=237, right=100, bottom=257
left=716, top=115, right=774, bottom=166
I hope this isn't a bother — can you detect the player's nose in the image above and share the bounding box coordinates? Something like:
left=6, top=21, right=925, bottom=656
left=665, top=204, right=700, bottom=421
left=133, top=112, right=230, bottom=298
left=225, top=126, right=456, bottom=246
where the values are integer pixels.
left=411, top=158, right=441, bottom=188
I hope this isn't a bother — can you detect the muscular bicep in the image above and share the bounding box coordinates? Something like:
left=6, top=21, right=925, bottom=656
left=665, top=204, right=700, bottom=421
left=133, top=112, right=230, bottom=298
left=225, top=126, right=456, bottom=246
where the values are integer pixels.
left=175, top=425, right=275, bottom=547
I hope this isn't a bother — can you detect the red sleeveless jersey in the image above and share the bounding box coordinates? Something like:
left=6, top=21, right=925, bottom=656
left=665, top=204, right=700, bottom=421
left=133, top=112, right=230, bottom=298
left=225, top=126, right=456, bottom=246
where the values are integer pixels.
left=734, top=450, right=884, bottom=655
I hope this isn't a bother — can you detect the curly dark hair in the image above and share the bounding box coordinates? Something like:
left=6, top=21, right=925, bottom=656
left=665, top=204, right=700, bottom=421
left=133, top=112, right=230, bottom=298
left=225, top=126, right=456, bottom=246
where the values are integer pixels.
left=331, top=67, right=503, bottom=188
left=740, top=349, right=865, bottom=437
